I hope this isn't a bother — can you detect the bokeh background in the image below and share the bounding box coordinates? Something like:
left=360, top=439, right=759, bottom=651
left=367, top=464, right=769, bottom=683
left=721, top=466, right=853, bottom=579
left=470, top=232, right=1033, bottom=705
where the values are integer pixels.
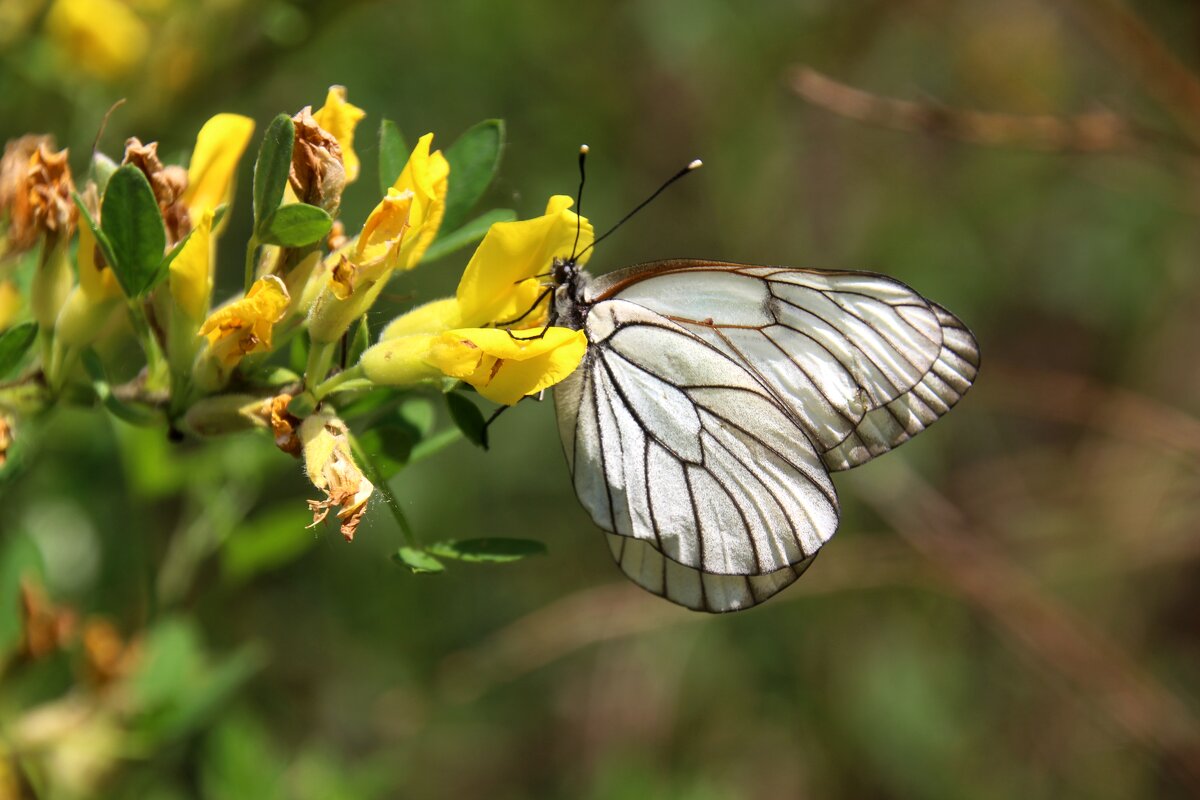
left=3, top=0, right=1200, bottom=797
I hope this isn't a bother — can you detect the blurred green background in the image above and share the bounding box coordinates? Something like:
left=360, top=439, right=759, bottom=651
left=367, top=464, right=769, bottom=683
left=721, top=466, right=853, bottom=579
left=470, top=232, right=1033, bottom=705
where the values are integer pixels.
left=4, top=0, right=1200, bottom=797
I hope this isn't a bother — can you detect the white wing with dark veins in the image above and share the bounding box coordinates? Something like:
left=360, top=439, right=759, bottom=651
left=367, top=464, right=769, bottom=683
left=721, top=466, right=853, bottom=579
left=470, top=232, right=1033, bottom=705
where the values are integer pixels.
left=591, top=262, right=980, bottom=471
left=554, top=298, right=839, bottom=612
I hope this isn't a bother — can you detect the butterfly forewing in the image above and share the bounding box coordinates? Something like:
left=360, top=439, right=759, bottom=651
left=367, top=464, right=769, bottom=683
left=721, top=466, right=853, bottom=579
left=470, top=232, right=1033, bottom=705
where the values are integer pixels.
left=588, top=261, right=980, bottom=471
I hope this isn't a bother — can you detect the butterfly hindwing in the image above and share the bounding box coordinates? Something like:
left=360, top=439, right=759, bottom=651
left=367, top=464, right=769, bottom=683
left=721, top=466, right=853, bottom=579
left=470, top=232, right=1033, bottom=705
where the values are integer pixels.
left=554, top=298, right=840, bottom=612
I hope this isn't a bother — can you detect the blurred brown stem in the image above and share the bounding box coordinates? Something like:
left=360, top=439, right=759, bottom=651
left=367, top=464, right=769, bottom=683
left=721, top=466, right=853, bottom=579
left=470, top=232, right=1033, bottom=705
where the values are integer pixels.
left=791, top=65, right=1193, bottom=154
left=1051, top=0, right=1200, bottom=147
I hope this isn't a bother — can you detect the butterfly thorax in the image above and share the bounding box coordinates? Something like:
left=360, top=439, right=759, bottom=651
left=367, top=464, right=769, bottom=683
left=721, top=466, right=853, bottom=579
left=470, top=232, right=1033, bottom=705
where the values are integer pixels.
left=552, top=257, right=590, bottom=331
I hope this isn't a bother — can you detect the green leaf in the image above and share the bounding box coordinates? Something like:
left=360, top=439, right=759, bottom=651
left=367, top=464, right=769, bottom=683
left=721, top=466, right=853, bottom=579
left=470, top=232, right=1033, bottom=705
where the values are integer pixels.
left=259, top=203, right=333, bottom=247
left=0, top=322, right=37, bottom=379
left=445, top=391, right=487, bottom=448
left=253, top=114, right=295, bottom=233
left=440, top=119, right=505, bottom=234
left=377, top=118, right=409, bottom=194
left=101, top=165, right=168, bottom=297
left=427, top=538, right=547, bottom=563
left=421, top=208, right=516, bottom=263
left=393, top=547, right=445, bottom=574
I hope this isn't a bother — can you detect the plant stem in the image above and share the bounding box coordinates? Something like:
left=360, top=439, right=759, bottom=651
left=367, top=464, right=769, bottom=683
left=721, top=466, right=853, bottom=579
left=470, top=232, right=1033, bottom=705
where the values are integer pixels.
left=304, top=339, right=336, bottom=389
left=312, top=365, right=365, bottom=401
left=349, top=432, right=419, bottom=548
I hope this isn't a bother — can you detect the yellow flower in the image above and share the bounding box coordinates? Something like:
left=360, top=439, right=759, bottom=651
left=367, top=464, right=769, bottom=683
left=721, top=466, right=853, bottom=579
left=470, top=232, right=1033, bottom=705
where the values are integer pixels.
left=45, top=0, right=148, bottom=82
left=361, top=326, right=587, bottom=406
left=198, top=276, right=289, bottom=367
left=332, top=188, right=414, bottom=299
left=455, top=195, right=591, bottom=328
left=183, top=114, right=256, bottom=219
left=0, top=280, right=20, bottom=331
left=312, top=86, right=366, bottom=184
left=300, top=411, right=372, bottom=542
left=389, top=133, right=450, bottom=269
left=379, top=195, right=590, bottom=340
left=168, top=208, right=213, bottom=321
left=307, top=134, right=448, bottom=346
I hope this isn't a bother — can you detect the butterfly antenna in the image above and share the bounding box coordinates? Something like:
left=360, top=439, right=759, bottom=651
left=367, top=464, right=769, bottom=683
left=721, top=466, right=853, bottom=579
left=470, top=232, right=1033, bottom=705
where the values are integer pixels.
left=576, top=158, right=702, bottom=260
left=569, top=144, right=589, bottom=263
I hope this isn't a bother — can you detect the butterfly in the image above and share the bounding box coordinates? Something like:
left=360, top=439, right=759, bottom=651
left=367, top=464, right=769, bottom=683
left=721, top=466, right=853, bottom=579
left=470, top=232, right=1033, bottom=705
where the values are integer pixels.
left=542, top=159, right=979, bottom=612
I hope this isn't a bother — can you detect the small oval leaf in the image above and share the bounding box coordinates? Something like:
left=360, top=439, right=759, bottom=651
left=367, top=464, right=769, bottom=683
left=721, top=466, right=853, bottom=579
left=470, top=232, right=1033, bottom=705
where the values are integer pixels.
left=393, top=547, right=445, bottom=574
left=259, top=203, right=333, bottom=247
left=445, top=391, right=486, bottom=449
left=101, top=165, right=168, bottom=297
left=427, top=538, right=547, bottom=563
left=0, top=322, right=38, bottom=379
left=440, top=119, right=504, bottom=235
left=253, top=115, right=295, bottom=233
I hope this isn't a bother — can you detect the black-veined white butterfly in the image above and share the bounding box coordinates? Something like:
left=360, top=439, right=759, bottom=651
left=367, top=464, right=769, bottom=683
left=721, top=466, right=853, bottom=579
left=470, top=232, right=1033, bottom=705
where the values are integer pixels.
left=542, top=155, right=979, bottom=613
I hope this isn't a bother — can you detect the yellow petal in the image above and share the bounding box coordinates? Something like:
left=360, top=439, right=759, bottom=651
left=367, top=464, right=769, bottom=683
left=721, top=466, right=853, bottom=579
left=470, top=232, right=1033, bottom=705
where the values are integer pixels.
left=74, top=221, right=118, bottom=301
left=350, top=188, right=414, bottom=279
left=427, top=326, right=587, bottom=405
left=198, top=276, right=290, bottom=367
left=168, top=209, right=213, bottom=321
left=390, top=133, right=450, bottom=269
left=184, top=113, right=255, bottom=218
left=312, top=86, right=366, bottom=184
left=455, top=195, right=591, bottom=327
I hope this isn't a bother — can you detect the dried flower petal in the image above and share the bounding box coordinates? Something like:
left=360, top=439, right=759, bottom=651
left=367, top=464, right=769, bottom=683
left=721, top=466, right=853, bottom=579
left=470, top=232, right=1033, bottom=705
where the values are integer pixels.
left=123, top=137, right=190, bottom=244
left=1, top=138, right=76, bottom=252
left=290, top=106, right=346, bottom=213
left=300, top=411, right=373, bottom=542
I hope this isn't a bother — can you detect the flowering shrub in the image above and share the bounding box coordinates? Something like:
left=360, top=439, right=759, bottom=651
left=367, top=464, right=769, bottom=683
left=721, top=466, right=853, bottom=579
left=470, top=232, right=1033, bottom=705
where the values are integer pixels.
left=0, top=86, right=588, bottom=554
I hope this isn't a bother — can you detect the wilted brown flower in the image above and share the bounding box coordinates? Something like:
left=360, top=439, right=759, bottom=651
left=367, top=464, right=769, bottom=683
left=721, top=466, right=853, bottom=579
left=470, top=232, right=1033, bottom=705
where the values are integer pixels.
left=300, top=411, right=372, bottom=542
left=81, top=619, right=139, bottom=687
left=266, top=393, right=302, bottom=455
left=122, top=137, right=190, bottom=245
left=290, top=107, right=346, bottom=213
left=1, top=136, right=77, bottom=252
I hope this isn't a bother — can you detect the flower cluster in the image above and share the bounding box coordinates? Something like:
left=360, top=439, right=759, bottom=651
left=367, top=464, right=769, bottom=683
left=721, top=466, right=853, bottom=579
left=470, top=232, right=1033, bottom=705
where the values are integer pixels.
left=0, top=88, right=589, bottom=543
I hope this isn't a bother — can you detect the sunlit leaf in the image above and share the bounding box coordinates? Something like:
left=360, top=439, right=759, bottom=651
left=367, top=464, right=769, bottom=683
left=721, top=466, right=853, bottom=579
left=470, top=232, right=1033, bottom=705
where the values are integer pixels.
left=427, top=537, right=547, bottom=563
left=440, top=119, right=504, bottom=234
left=393, top=547, right=444, bottom=574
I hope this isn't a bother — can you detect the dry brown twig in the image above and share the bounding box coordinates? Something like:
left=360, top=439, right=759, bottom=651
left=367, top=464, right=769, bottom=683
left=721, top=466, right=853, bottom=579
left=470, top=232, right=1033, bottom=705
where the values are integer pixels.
left=791, top=65, right=1194, bottom=154
left=1051, top=0, right=1200, bottom=148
